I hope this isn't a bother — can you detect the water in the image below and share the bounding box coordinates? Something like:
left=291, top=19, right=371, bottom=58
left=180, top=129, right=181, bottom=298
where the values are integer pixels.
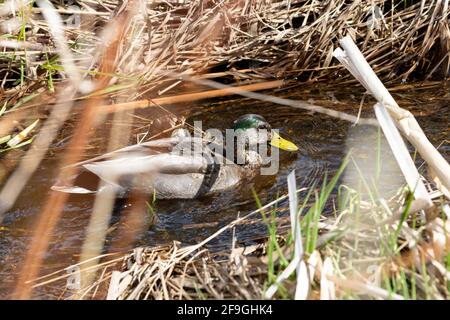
left=0, top=83, right=448, bottom=298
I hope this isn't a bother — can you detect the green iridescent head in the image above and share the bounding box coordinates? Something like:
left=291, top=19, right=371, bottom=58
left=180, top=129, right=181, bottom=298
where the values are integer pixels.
left=232, top=114, right=298, bottom=152
left=232, top=114, right=271, bottom=132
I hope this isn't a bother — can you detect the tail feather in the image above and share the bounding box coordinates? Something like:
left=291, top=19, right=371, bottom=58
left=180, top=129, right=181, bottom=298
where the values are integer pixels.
left=51, top=185, right=96, bottom=194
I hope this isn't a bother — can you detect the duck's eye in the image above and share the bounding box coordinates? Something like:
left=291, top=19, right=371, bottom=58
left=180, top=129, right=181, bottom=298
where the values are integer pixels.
left=257, top=124, right=268, bottom=130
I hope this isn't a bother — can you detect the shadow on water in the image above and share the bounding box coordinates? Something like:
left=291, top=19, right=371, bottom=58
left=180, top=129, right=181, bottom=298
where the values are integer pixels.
left=0, top=83, right=448, bottom=298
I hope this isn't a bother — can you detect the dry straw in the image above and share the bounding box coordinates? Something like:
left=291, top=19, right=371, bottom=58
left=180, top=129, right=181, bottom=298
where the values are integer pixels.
left=2, top=0, right=450, bottom=105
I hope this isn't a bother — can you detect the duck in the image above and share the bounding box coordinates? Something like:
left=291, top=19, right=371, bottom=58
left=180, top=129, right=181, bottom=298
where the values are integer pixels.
left=52, top=114, right=298, bottom=199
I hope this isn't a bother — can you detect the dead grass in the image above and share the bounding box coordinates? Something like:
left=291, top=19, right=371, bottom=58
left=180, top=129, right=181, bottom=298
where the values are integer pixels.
left=2, top=1, right=450, bottom=104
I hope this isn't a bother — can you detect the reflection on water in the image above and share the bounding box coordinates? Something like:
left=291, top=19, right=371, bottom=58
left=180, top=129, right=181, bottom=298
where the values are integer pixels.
left=0, top=83, right=449, bottom=298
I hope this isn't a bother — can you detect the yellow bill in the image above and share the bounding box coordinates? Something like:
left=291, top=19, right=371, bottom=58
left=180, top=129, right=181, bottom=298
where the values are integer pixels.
left=270, top=131, right=298, bottom=152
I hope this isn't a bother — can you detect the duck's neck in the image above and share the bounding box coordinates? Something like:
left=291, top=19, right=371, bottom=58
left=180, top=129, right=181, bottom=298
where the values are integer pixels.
left=234, top=130, right=265, bottom=167
left=243, top=150, right=263, bottom=168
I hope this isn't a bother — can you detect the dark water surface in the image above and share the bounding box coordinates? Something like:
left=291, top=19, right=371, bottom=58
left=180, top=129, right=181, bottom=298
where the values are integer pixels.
left=0, top=82, right=448, bottom=298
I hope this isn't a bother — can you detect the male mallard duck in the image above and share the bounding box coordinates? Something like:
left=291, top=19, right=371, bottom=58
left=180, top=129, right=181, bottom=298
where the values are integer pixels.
left=52, top=114, right=298, bottom=199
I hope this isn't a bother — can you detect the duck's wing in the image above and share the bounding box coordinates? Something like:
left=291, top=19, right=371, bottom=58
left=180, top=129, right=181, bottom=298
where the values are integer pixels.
left=66, top=135, right=211, bottom=168
left=51, top=152, right=210, bottom=194
left=84, top=153, right=208, bottom=181
left=65, top=136, right=187, bottom=168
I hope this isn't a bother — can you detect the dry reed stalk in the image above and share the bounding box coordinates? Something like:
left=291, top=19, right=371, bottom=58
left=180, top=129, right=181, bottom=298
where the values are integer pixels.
left=334, top=35, right=450, bottom=197
left=327, top=275, right=405, bottom=300
left=320, top=257, right=335, bottom=300
left=75, top=181, right=118, bottom=296
left=92, top=75, right=379, bottom=130
left=287, top=170, right=308, bottom=300
left=75, top=37, right=140, bottom=295
left=76, top=109, right=134, bottom=297
left=29, top=254, right=123, bottom=290
left=11, top=8, right=131, bottom=299
left=98, top=80, right=284, bottom=113
left=167, top=73, right=380, bottom=125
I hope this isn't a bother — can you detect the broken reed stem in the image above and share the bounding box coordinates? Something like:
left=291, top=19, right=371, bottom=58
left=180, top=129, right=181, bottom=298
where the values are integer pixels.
left=335, top=35, right=450, bottom=196
left=98, top=80, right=284, bottom=113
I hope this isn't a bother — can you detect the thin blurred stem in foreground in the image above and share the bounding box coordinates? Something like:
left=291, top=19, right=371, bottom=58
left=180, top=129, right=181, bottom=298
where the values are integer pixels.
left=11, top=9, right=131, bottom=299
